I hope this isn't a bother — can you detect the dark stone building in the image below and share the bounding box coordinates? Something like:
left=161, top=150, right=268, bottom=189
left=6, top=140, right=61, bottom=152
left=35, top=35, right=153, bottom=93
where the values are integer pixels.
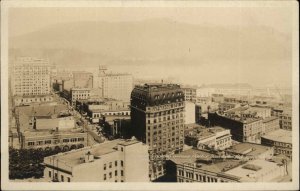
left=130, top=83, right=185, bottom=180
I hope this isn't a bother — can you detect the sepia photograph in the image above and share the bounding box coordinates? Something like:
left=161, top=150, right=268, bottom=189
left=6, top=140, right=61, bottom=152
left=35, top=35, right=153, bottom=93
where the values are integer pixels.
left=1, top=0, right=299, bottom=190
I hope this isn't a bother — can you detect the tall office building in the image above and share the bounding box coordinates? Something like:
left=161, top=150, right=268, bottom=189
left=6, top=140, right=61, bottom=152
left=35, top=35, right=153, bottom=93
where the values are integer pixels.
left=130, top=83, right=185, bottom=180
left=98, top=65, right=133, bottom=101
left=12, top=57, right=51, bottom=96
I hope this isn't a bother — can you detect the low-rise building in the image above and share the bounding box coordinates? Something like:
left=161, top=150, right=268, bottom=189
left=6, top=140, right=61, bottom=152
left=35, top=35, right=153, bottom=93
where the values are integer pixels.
left=261, top=129, right=292, bottom=159
left=185, top=126, right=232, bottom=151
left=271, top=106, right=292, bottom=131
left=43, top=139, right=149, bottom=182
left=224, top=159, right=288, bottom=182
left=20, top=128, right=87, bottom=151
left=226, top=142, right=274, bottom=160
left=76, top=99, right=130, bottom=123
left=218, top=102, right=240, bottom=113
left=168, top=148, right=287, bottom=183
left=70, top=88, right=91, bottom=106
left=262, top=116, right=280, bottom=135
left=33, top=115, right=75, bottom=131
left=279, top=110, right=292, bottom=130
left=182, top=87, right=196, bottom=103
left=14, top=95, right=54, bottom=106
left=208, top=112, right=263, bottom=143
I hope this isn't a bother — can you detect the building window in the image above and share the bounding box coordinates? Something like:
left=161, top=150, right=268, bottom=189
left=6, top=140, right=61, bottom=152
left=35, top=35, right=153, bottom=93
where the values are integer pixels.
left=121, top=160, right=123, bottom=167
left=121, top=147, right=123, bottom=152
left=49, top=171, right=51, bottom=177
left=109, top=172, right=112, bottom=178
left=109, top=162, right=112, bottom=168
left=67, top=177, right=70, bottom=182
left=104, top=164, right=106, bottom=170
left=28, top=142, right=35, bottom=146
left=104, top=174, right=106, bottom=180
left=45, top=140, right=51, bottom=144
left=61, top=175, right=64, bottom=182
left=63, top=139, right=69, bottom=143
left=121, top=170, right=124, bottom=176
left=115, top=161, right=118, bottom=167
left=115, top=170, right=118, bottom=176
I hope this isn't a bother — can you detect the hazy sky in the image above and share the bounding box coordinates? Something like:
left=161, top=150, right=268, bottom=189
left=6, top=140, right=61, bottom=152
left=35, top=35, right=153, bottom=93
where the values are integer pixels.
left=9, top=7, right=293, bottom=37
left=8, top=5, right=296, bottom=88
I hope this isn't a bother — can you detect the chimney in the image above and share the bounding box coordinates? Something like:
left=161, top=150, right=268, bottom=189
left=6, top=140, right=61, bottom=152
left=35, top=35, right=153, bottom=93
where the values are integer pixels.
left=84, top=151, right=94, bottom=163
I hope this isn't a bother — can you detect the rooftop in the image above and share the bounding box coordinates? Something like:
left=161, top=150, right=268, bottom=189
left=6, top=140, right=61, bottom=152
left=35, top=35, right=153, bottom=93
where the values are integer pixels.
left=261, top=129, right=292, bottom=144
left=225, top=159, right=282, bottom=182
left=262, top=116, right=279, bottom=123
left=23, top=128, right=85, bottom=137
left=14, top=94, right=53, bottom=98
left=170, top=149, right=245, bottom=173
left=226, top=143, right=272, bottom=157
left=134, top=83, right=181, bottom=92
left=218, top=112, right=262, bottom=124
left=46, top=139, right=140, bottom=167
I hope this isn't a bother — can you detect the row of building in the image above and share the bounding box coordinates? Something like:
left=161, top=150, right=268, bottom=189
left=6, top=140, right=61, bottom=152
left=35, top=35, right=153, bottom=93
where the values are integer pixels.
left=42, top=137, right=290, bottom=182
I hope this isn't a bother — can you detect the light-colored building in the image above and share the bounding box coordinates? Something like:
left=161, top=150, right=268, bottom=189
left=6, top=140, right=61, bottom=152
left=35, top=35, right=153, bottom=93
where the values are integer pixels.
left=224, top=159, right=288, bottom=182
left=76, top=99, right=130, bottom=123
left=218, top=102, right=241, bottom=113
left=182, top=87, right=196, bottom=103
left=12, top=57, right=51, bottom=96
left=261, top=129, right=292, bottom=159
left=43, top=139, right=149, bottom=182
left=197, top=127, right=232, bottom=150
left=262, top=116, right=280, bottom=135
left=185, top=126, right=232, bottom=150
left=70, top=88, right=91, bottom=106
left=185, top=101, right=195, bottom=124
left=170, top=148, right=287, bottom=183
left=34, top=115, right=75, bottom=131
left=13, top=94, right=54, bottom=106
left=21, top=128, right=87, bottom=151
left=98, top=66, right=133, bottom=101
left=225, top=142, right=274, bottom=160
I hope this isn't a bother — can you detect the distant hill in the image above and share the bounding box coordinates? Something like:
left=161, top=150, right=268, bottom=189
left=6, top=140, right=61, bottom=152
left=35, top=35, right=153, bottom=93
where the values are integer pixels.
left=9, top=19, right=291, bottom=69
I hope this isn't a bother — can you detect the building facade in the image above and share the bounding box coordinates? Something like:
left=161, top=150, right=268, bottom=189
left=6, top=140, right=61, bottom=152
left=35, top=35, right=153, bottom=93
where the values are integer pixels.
left=261, top=129, right=292, bottom=159
left=130, top=83, right=185, bottom=180
left=43, top=139, right=149, bottom=182
left=182, top=87, right=196, bottom=103
left=208, top=112, right=263, bottom=143
left=98, top=66, right=133, bottom=101
left=13, top=95, right=54, bottom=106
left=70, top=88, right=91, bottom=106
left=12, top=57, right=51, bottom=96
left=21, top=129, right=88, bottom=151
left=184, top=101, right=196, bottom=124
left=170, top=148, right=286, bottom=183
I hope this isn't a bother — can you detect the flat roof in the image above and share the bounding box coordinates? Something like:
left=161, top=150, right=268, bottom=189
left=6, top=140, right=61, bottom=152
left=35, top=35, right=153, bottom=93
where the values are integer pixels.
left=261, top=129, right=292, bottom=144
left=46, top=139, right=140, bottom=167
left=226, top=143, right=272, bottom=157
left=23, top=128, right=85, bottom=137
left=225, top=159, right=282, bottom=182
left=170, top=149, right=243, bottom=173
left=262, top=116, right=278, bottom=123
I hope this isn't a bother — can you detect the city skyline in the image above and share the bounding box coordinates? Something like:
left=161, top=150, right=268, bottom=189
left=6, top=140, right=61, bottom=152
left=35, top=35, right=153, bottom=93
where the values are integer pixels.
left=2, top=1, right=298, bottom=190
